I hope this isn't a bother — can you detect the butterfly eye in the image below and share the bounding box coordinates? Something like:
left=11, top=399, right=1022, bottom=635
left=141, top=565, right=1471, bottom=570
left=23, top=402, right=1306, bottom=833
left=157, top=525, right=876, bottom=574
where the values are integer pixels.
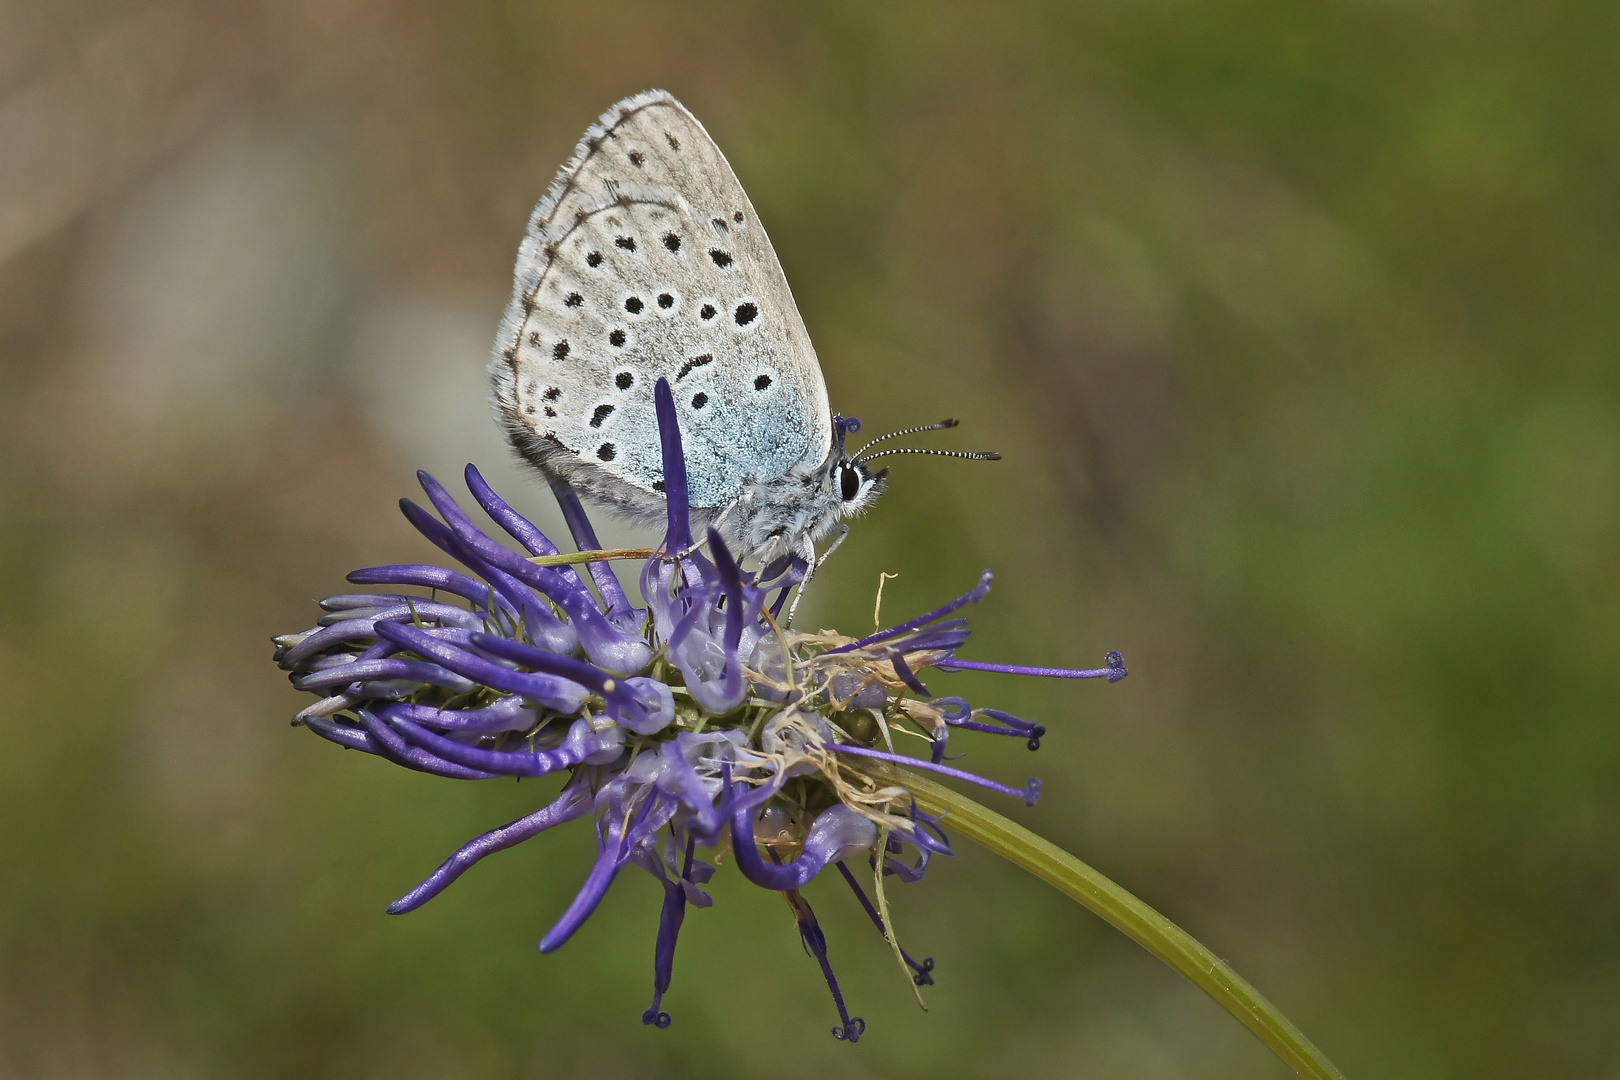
left=839, top=465, right=862, bottom=502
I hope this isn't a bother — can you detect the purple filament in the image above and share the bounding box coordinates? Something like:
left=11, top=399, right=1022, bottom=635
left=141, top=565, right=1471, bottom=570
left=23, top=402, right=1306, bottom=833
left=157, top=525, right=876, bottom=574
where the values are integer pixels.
left=409, top=474, right=645, bottom=671
left=642, top=833, right=696, bottom=1029
left=834, top=862, right=936, bottom=985
left=827, top=570, right=992, bottom=655
left=536, top=472, right=640, bottom=627
left=388, top=780, right=594, bottom=913
left=291, top=657, right=474, bottom=694
left=345, top=564, right=517, bottom=619
left=370, top=621, right=588, bottom=708
left=938, top=649, right=1127, bottom=682
left=354, top=709, right=503, bottom=780
left=830, top=743, right=1042, bottom=806
left=727, top=787, right=836, bottom=892
left=303, top=715, right=384, bottom=755
left=386, top=696, right=537, bottom=734
left=786, top=887, right=864, bottom=1043
left=653, top=377, right=693, bottom=552
left=539, top=792, right=666, bottom=954
left=539, top=840, right=624, bottom=954
left=888, top=650, right=931, bottom=696
left=384, top=713, right=618, bottom=779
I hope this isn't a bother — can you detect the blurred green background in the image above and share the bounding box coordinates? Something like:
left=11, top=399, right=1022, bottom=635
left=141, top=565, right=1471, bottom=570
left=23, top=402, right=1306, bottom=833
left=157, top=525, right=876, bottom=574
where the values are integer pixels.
left=2, top=2, right=1616, bottom=1077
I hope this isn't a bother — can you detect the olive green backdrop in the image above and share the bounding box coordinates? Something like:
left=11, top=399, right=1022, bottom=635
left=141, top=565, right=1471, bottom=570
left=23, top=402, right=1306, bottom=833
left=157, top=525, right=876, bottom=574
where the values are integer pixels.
left=2, top=2, right=1616, bottom=1077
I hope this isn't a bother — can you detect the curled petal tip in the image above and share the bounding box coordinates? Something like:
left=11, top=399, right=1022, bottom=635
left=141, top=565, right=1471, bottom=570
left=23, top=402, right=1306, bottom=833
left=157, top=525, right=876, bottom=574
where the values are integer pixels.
left=1105, top=650, right=1128, bottom=682
left=642, top=1008, right=672, bottom=1028
left=1024, top=778, right=1043, bottom=807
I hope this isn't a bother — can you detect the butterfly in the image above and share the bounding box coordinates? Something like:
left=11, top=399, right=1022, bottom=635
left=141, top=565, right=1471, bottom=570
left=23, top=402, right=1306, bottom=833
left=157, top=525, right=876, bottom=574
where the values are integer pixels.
left=489, top=90, right=995, bottom=576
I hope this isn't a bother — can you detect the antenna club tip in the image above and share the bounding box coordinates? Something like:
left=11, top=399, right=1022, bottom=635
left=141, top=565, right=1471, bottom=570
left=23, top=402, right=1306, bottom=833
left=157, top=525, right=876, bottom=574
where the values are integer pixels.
left=938, top=418, right=960, bottom=428
left=982, top=452, right=1003, bottom=461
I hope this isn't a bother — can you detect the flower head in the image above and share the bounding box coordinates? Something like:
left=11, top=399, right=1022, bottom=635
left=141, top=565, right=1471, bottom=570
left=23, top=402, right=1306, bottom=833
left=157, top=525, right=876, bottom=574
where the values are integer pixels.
left=274, top=377, right=1125, bottom=1040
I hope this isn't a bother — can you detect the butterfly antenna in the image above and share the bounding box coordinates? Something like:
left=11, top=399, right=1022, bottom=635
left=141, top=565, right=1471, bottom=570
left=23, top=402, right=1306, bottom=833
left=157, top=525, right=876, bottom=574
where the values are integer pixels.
left=855, top=447, right=1001, bottom=464
left=852, top=419, right=960, bottom=459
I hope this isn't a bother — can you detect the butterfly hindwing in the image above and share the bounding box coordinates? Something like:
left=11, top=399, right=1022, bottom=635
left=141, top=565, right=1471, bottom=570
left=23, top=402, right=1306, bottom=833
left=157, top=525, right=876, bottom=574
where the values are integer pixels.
left=492, top=90, right=832, bottom=517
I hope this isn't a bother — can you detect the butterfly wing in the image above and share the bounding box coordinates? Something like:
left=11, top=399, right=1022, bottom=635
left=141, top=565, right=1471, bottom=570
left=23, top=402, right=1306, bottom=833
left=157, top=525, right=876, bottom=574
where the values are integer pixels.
left=491, top=90, right=832, bottom=519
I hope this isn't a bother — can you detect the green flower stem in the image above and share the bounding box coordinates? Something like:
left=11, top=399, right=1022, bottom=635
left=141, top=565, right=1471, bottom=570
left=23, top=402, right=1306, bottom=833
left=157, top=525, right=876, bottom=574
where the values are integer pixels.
left=875, top=764, right=1347, bottom=1080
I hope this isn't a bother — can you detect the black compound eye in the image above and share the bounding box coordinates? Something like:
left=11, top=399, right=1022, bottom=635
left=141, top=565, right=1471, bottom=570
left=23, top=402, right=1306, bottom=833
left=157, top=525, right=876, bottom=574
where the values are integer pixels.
left=839, top=465, right=861, bottom=502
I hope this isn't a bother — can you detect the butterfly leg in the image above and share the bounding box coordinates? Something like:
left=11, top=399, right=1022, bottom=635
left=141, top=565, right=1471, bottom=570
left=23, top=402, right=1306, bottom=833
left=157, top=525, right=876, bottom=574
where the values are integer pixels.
left=818, top=523, right=851, bottom=567
left=785, top=525, right=850, bottom=627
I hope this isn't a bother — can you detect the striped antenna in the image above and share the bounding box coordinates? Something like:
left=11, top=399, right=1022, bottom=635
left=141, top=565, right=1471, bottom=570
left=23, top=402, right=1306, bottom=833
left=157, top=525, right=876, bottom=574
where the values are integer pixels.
left=852, top=418, right=959, bottom=459
left=856, top=447, right=1001, bottom=464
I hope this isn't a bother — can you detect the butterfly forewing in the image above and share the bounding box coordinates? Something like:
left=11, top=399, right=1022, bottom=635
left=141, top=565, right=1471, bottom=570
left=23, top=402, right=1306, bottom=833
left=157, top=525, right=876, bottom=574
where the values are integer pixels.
left=492, top=91, right=832, bottom=514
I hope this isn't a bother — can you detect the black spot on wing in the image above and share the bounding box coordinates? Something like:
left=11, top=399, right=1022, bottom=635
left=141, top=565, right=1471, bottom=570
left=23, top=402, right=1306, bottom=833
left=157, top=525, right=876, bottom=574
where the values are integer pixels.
left=615, top=235, right=636, bottom=251
left=553, top=340, right=570, bottom=360
left=615, top=371, right=633, bottom=390
left=709, top=249, right=732, bottom=268
left=597, top=443, right=617, bottom=461
left=590, top=404, right=615, bottom=428
left=677, top=354, right=713, bottom=380
left=565, top=292, right=584, bottom=307
left=586, top=251, right=602, bottom=267
left=754, top=374, right=772, bottom=390
left=608, top=329, right=626, bottom=347
left=734, top=302, right=758, bottom=326
left=662, top=232, right=681, bottom=252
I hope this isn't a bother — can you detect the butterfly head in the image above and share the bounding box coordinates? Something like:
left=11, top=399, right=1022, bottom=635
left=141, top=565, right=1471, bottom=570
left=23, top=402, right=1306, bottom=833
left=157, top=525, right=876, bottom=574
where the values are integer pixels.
left=723, top=414, right=998, bottom=566
left=831, top=415, right=889, bottom=519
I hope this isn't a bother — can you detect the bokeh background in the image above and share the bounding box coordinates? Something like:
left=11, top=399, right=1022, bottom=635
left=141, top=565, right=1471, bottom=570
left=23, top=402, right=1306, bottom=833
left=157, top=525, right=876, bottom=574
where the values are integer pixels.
left=3, top=2, right=1616, bottom=1077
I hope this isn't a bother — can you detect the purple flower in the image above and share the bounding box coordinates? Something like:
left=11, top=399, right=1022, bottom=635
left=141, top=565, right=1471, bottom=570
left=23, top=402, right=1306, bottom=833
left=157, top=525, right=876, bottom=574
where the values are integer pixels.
left=274, top=376, right=1126, bottom=1040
